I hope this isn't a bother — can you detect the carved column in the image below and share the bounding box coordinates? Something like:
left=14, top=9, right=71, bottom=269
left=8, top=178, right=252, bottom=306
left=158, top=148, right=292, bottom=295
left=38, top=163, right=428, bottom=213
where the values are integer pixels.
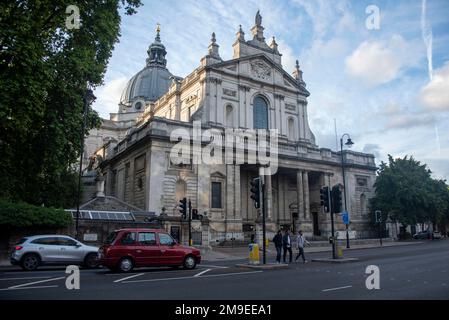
left=226, top=164, right=234, bottom=220
left=265, top=173, right=272, bottom=221
left=303, top=171, right=310, bottom=220
left=296, top=170, right=304, bottom=222
left=234, top=165, right=241, bottom=220
left=245, top=86, right=252, bottom=128
left=279, top=95, right=286, bottom=135
left=215, top=78, right=223, bottom=125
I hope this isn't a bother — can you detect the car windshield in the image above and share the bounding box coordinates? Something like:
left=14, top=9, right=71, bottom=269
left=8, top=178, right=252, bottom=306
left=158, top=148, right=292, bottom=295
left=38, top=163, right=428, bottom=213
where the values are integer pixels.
left=15, top=238, right=28, bottom=245
left=105, top=232, right=118, bottom=244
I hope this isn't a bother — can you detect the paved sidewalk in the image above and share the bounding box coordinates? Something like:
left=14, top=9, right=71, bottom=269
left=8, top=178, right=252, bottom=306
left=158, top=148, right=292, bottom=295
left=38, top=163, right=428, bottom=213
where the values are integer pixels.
left=0, top=240, right=421, bottom=267
left=201, top=240, right=420, bottom=262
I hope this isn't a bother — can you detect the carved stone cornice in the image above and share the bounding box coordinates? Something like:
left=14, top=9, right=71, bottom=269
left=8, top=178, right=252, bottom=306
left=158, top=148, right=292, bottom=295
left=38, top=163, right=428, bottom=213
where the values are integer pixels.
left=274, top=93, right=284, bottom=100
left=208, top=77, right=222, bottom=84
left=238, top=84, right=251, bottom=92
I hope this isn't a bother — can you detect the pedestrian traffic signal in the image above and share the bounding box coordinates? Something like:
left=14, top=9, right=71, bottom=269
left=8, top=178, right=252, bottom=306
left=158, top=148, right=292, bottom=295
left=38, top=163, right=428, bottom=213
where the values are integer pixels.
left=250, top=177, right=261, bottom=209
left=192, top=209, right=199, bottom=220
left=331, top=185, right=342, bottom=214
left=179, top=197, right=187, bottom=219
left=320, top=186, right=330, bottom=212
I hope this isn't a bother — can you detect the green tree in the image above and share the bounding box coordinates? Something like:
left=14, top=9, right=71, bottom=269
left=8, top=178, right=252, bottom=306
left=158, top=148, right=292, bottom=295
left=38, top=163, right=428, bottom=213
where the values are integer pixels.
left=370, top=155, right=449, bottom=231
left=0, top=0, right=142, bottom=207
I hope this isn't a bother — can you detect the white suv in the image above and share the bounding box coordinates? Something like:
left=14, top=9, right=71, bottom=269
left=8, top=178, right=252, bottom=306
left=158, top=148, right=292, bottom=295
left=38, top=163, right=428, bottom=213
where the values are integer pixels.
left=10, top=235, right=99, bottom=271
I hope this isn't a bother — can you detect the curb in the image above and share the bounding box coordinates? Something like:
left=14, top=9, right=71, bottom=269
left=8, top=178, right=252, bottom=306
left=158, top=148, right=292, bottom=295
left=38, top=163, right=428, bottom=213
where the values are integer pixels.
left=311, top=258, right=359, bottom=263
left=235, top=263, right=289, bottom=270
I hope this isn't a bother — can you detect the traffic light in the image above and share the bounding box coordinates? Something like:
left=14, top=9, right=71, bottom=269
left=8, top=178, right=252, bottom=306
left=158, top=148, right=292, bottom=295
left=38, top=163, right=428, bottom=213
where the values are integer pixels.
left=331, top=185, right=342, bottom=214
left=320, top=186, right=330, bottom=213
left=250, top=177, right=261, bottom=209
left=192, top=209, right=199, bottom=220
left=179, top=197, right=187, bottom=219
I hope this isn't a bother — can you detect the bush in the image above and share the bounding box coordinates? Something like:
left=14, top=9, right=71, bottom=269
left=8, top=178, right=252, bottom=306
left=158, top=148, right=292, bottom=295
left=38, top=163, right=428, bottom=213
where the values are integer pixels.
left=0, top=199, right=72, bottom=228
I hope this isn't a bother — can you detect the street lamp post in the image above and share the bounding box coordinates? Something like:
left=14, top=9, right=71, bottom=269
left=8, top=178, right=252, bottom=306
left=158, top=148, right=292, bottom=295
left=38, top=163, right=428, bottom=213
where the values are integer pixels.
left=340, top=133, right=354, bottom=249
left=75, top=88, right=96, bottom=240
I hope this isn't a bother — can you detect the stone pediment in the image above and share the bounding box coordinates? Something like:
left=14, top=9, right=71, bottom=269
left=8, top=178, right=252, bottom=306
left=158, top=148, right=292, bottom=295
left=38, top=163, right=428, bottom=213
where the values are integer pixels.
left=249, top=59, right=272, bottom=80
left=208, top=54, right=310, bottom=96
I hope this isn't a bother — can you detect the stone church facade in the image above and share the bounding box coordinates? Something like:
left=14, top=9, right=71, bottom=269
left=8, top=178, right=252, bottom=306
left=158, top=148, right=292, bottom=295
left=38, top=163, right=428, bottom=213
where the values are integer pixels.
left=86, top=13, right=377, bottom=245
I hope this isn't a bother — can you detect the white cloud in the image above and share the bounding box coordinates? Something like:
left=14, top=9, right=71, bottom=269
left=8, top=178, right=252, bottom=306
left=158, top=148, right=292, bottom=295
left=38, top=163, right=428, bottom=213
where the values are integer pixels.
left=345, top=35, right=412, bottom=86
left=93, top=77, right=128, bottom=118
left=420, top=61, right=449, bottom=111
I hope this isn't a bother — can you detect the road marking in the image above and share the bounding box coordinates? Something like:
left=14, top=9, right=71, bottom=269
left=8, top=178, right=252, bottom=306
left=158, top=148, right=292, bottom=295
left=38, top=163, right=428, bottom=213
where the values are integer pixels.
left=322, top=285, right=352, bottom=292
left=200, top=264, right=229, bottom=269
left=0, top=276, right=50, bottom=281
left=194, top=269, right=211, bottom=277
left=0, top=285, right=58, bottom=291
left=8, top=276, right=65, bottom=289
left=122, top=270, right=263, bottom=284
left=114, top=273, right=144, bottom=283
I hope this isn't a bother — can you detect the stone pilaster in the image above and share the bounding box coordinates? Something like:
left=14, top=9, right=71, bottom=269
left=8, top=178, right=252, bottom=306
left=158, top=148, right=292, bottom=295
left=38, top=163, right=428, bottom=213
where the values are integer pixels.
left=234, top=165, right=241, bottom=220
left=296, top=170, right=304, bottom=221
left=303, top=170, right=310, bottom=220
left=265, top=173, right=272, bottom=221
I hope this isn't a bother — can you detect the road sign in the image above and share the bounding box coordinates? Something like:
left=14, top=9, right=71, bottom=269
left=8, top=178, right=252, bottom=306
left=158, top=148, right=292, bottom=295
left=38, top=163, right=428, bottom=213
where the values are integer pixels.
left=375, top=210, right=382, bottom=223
left=342, top=211, right=349, bottom=225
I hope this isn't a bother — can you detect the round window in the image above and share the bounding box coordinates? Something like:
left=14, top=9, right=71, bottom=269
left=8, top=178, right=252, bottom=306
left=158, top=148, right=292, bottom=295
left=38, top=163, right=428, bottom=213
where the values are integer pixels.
left=134, top=101, right=142, bottom=110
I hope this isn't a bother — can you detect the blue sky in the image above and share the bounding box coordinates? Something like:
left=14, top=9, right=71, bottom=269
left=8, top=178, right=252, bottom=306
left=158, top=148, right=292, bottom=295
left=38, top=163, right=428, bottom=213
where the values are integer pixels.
left=92, top=0, right=449, bottom=180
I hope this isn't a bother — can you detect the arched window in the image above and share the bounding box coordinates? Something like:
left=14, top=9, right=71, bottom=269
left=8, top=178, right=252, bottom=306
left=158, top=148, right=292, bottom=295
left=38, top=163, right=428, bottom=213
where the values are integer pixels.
left=288, top=117, right=295, bottom=140
left=225, top=105, right=234, bottom=127
left=253, top=96, right=268, bottom=129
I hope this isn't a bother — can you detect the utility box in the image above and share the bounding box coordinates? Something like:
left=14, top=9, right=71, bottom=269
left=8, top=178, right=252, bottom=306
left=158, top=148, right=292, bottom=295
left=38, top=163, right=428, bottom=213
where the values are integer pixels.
left=248, top=243, right=260, bottom=265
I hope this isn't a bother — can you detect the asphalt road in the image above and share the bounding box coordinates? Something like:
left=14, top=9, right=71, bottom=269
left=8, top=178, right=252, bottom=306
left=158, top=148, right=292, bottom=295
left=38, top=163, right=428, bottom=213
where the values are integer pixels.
left=0, top=240, right=448, bottom=300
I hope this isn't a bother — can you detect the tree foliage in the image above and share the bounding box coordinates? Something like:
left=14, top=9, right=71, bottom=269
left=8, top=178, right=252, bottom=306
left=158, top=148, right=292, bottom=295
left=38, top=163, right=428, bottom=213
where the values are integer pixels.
left=370, top=155, right=449, bottom=227
left=0, top=0, right=142, bottom=207
left=0, top=199, right=72, bottom=228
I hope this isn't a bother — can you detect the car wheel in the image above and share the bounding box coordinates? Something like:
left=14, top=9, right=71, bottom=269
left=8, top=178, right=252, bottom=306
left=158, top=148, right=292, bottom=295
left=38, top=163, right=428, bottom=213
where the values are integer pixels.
left=84, top=253, right=99, bottom=269
left=21, top=253, right=40, bottom=271
left=183, top=255, right=197, bottom=270
left=117, top=257, right=134, bottom=273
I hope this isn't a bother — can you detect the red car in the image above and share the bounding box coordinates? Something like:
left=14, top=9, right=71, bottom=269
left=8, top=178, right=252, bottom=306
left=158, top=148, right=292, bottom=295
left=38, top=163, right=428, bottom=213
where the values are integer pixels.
left=99, top=228, right=201, bottom=272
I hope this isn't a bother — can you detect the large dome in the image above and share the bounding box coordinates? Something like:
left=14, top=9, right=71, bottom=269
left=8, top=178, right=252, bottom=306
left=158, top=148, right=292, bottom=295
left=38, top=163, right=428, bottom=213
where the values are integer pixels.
left=120, top=66, right=172, bottom=105
left=119, top=26, right=173, bottom=110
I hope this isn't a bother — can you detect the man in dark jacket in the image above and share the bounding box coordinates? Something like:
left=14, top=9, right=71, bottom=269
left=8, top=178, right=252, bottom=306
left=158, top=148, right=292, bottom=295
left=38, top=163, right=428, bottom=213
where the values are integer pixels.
left=272, top=230, right=283, bottom=263
left=282, top=229, right=293, bottom=263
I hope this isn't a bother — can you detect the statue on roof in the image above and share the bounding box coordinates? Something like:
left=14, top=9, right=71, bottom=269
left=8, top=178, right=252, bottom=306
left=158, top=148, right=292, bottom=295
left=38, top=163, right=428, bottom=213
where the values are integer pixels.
left=255, top=10, right=262, bottom=26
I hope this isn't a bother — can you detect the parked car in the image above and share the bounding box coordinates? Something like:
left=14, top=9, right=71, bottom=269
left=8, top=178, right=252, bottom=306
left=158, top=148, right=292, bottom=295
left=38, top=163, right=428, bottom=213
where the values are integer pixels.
left=413, top=231, right=431, bottom=239
left=10, top=235, right=100, bottom=271
left=432, top=231, right=442, bottom=240
left=99, top=228, right=201, bottom=272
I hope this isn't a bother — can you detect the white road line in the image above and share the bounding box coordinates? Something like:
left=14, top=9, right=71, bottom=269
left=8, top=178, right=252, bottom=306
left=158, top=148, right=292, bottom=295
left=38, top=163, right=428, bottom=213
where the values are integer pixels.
left=0, top=285, right=58, bottom=291
left=122, top=270, right=263, bottom=284
left=0, top=276, right=50, bottom=281
left=200, top=264, right=229, bottom=269
left=114, top=273, right=144, bottom=283
left=194, top=269, right=211, bottom=277
left=104, top=272, right=140, bottom=276
left=322, top=285, right=352, bottom=292
left=8, top=276, right=65, bottom=289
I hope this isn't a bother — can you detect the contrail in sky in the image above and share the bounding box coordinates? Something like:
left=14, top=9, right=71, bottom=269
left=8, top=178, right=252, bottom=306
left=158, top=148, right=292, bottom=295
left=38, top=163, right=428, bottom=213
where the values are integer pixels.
left=421, top=0, right=433, bottom=80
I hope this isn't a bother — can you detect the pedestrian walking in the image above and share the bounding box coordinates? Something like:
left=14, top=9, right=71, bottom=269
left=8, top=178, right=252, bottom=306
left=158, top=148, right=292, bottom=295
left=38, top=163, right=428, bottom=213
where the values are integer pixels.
left=295, top=230, right=311, bottom=263
left=272, top=230, right=283, bottom=264
left=282, top=229, right=293, bottom=263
